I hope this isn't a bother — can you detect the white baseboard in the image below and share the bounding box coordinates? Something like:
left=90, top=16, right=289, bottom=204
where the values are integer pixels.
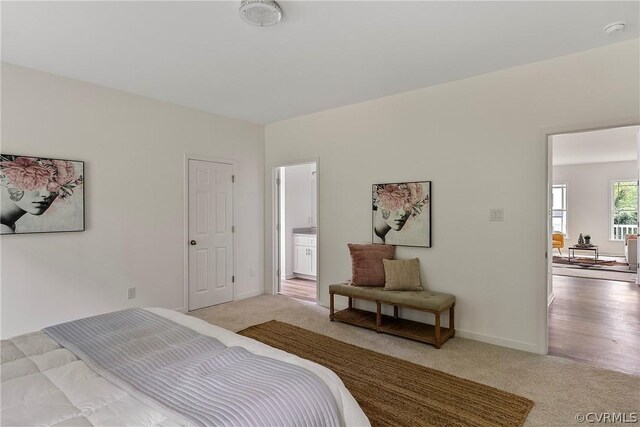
left=598, top=252, right=626, bottom=257
left=453, top=329, right=540, bottom=353
left=174, top=290, right=264, bottom=313
left=317, top=300, right=347, bottom=310
left=235, top=290, right=265, bottom=301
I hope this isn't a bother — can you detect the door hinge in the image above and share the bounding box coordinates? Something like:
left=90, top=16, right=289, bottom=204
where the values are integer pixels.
left=232, top=276, right=235, bottom=283
left=232, top=175, right=235, bottom=183
left=276, top=223, right=280, bottom=231
left=232, top=226, right=235, bottom=233
left=276, top=178, right=281, bottom=185
left=276, top=269, right=280, bottom=277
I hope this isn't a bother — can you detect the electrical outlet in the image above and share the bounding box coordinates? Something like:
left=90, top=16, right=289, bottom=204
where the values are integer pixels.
left=127, top=287, right=136, bottom=299
left=249, top=268, right=255, bottom=277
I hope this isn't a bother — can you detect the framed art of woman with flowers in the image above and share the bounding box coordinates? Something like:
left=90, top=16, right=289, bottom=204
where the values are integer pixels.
left=0, top=155, right=84, bottom=235
left=372, top=181, right=431, bottom=247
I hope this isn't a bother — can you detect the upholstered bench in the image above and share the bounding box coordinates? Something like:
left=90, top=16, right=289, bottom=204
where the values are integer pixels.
left=329, top=283, right=456, bottom=348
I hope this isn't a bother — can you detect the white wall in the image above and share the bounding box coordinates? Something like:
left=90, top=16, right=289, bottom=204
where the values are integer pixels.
left=282, top=163, right=316, bottom=278
left=265, top=40, right=640, bottom=353
left=553, top=160, right=636, bottom=256
left=1, top=64, right=265, bottom=338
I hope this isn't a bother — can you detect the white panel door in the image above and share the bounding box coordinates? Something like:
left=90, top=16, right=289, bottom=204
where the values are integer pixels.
left=188, top=160, right=234, bottom=310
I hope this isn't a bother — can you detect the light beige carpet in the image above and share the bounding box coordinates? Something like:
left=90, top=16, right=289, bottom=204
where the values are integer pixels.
left=240, top=320, right=534, bottom=427
left=189, top=295, right=640, bottom=426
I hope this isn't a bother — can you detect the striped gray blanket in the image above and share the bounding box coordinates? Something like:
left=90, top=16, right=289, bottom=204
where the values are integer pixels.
left=44, top=309, right=340, bottom=427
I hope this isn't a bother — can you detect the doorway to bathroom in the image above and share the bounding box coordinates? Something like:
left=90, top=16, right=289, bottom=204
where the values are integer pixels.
left=276, top=162, right=318, bottom=302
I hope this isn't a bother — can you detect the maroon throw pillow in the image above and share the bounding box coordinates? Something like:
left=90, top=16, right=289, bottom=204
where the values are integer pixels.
left=348, top=243, right=396, bottom=286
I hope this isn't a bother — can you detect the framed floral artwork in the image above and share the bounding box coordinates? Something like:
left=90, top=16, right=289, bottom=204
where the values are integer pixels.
left=372, top=181, right=431, bottom=247
left=0, top=154, right=84, bottom=235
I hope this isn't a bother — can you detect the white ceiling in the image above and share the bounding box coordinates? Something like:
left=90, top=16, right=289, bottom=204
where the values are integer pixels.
left=2, top=1, right=639, bottom=124
left=553, top=126, right=640, bottom=166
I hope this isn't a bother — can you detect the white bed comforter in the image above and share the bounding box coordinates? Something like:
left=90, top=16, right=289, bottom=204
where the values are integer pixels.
left=0, top=308, right=370, bottom=427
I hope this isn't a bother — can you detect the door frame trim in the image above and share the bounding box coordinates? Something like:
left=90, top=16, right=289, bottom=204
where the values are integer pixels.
left=270, top=158, right=320, bottom=302
left=180, top=153, right=236, bottom=313
left=543, top=119, right=639, bottom=354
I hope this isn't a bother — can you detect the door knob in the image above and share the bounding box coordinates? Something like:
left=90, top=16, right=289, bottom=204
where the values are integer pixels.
left=190, top=240, right=197, bottom=245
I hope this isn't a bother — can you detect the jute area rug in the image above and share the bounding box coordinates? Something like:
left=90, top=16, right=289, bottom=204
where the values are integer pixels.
left=239, top=321, right=534, bottom=427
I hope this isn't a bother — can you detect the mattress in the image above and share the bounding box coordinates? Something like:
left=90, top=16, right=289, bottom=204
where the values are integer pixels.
left=1, top=308, right=370, bottom=427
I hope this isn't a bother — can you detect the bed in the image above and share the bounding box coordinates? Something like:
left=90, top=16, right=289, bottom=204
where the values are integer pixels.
left=1, top=307, right=370, bottom=427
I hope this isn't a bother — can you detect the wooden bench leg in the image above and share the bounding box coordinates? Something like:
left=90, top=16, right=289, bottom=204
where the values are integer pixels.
left=393, top=305, right=399, bottom=318
left=450, top=304, right=455, bottom=337
left=434, top=312, right=441, bottom=349
left=329, top=291, right=335, bottom=321
left=348, top=297, right=353, bottom=309
left=376, top=301, right=382, bottom=331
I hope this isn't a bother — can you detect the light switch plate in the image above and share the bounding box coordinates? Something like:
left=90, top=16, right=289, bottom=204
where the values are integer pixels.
left=489, top=209, right=504, bottom=221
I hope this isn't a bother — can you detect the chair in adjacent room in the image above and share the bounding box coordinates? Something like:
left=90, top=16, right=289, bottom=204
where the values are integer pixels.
left=624, top=234, right=637, bottom=271
left=552, top=233, right=564, bottom=256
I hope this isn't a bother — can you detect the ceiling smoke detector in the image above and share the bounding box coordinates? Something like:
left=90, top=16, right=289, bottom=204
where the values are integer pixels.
left=603, top=21, right=626, bottom=35
left=239, top=0, right=282, bottom=27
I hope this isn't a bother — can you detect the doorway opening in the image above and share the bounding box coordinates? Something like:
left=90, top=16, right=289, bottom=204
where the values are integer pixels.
left=547, top=125, right=640, bottom=375
left=276, top=162, right=318, bottom=302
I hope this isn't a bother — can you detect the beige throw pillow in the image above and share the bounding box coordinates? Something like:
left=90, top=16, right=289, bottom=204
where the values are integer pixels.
left=383, top=258, right=423, bottom=291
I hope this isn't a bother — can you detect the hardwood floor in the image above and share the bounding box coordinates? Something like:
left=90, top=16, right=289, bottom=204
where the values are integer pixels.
left=549, top=275, right=640, bottom=376
left=280, top=277, right=316, bottom=302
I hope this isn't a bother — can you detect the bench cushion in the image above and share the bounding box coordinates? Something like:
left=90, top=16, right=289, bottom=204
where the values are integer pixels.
left=329, top=283, right=455, bottom=312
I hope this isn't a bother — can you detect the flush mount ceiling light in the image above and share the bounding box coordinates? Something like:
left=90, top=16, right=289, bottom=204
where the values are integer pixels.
left=239, top=0, right=282, bottom=27
left=603, top=21, right=626, bottom=35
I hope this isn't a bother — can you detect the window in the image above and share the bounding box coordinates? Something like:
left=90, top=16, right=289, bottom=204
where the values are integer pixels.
left=552, top=184, right=568, bottom=236
left=611, top=180, right=638, bottom=240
